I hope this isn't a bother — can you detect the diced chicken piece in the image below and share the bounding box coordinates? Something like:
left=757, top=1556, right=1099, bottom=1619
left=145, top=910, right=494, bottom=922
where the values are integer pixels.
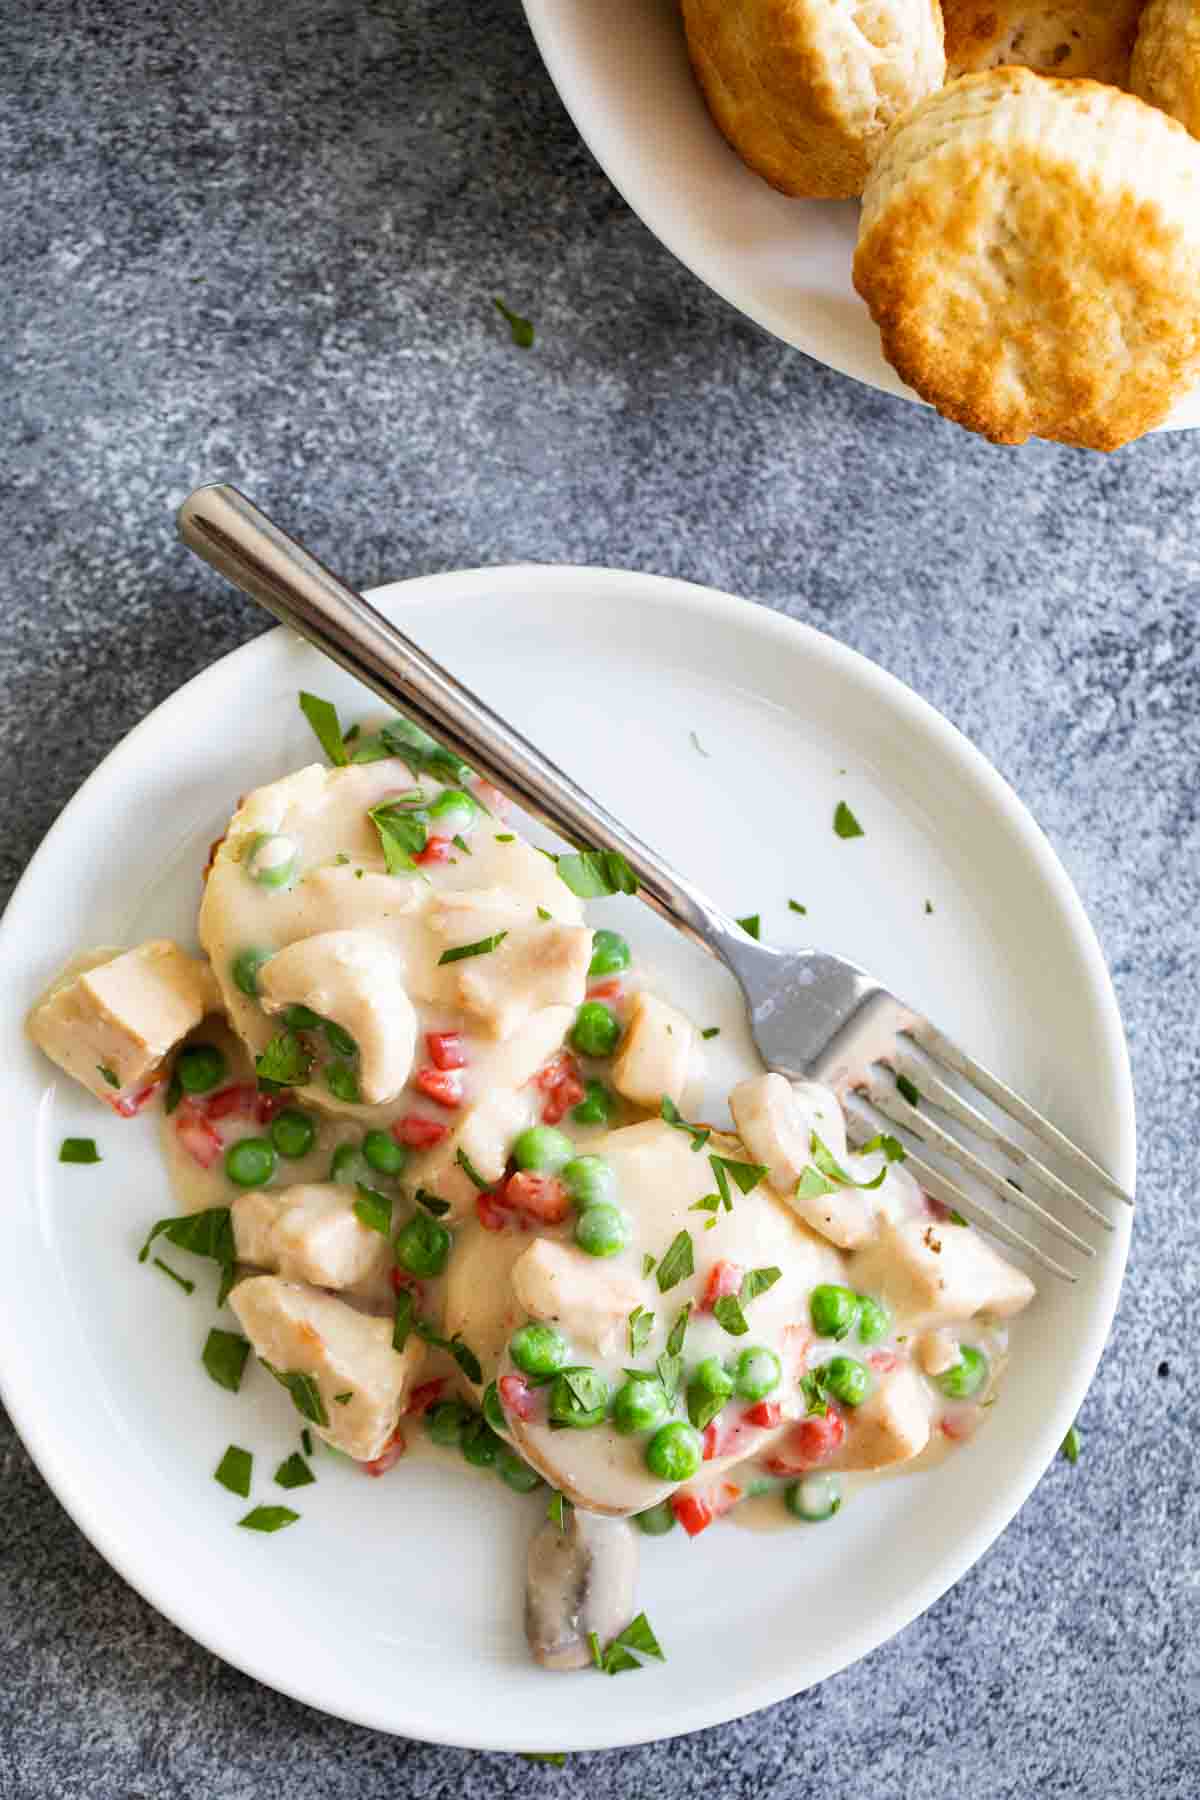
left=231, top=1183, right=391, bottom=1289
left=731, top=1072, right=873, bottom=1249
left=29, top=940, right=217, bottom=1105
left=610, top=991, right=698, bottom=1110
left=429, top=896, right=592, bottom=1038
left=829, top=1363, right=932, bottom=1473
left=510, top=1238, right=645, bottom=1359
left=918, top=1326, right=960, bottom=1376
left=229, top=1276, right=424, bottom=1461
left=856, top=1217, right=1036, bottom=1323
left=258, top=928, right=417, bottom=1105
left=442, top=1222, right=532, bottom=1388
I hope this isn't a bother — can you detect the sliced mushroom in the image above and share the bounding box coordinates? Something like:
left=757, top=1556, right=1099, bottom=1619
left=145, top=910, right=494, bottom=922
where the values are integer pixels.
left=610, top=991, right=698, bottom=1109
left=259, top=928, right=417, bottom=1105
left=526, top=1508, right=639, bottom=1671
left=730, top=1072, right=875, bottom=1249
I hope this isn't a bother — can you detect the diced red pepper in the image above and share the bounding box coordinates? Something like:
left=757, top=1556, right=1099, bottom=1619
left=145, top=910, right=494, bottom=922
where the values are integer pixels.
left=925, top=1194, right=952, bottom=1222
left=363, top=1427, right=407, bottom=1476
left=393, top=1114, right=450, bottom=1149
left=203, top=1083, right=258, bottom=1122
left=499, top=1373, right=535, bottom=1421
left=173, top=1102, right=223, bottom=1169
left=940, top=1405, right=979, bottom=1442
left=700, top=1260, right=744, bottom=1312
left=744, top=1400, right=783, bottom=1429
left=475, top=780, right=510, bottom=818
left=111, top=1077, right=164, bottom=1118
left=413, top=1067, right=464, bottom=1110
left=867, top=1350, right=900, bottom=1374
left=766, top=1409, right=846, bottom=1475
left=415, top=834, right=453, bottom=866
left=476, top=1189, right=511, bottom=1232
left=587, top=979, right=624, bottom=1004
left=406, top=1379, right=447, bottom=1417
left=702, top=1421, right=723, bottom=1462
left=503, top=1170, right=570, bottom=1225
left=542, top=1076, right=585, bottom=1125
left=671, top=1482, right=743, bottom=1537
left=426, top=1031, right=467, bottom=1071
left=533, top=1050, right=586, bottom=1125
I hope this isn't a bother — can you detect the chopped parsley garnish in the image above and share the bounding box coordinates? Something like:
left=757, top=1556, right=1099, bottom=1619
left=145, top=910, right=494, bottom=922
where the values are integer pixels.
left=655, top=1230, right=694, bottom=1294
left=353, top=1183, right=393, bottom=1235
left=238, top=1505, right=299, bottom=1533
left=641, top=1252, right=657, bottom=1278
left=547, top=1490, right=571, bottom=1532
left=628, top=1305, right=654, bottom=1356
left=714, top=1267, right=781, bottom=1336
left=493, top=296, right=534, bottom=348
left=795, top=1130, right=905, bottom=1201
left=689, top=1195, right=721, bottom=1224
left=369, top=802, right=429, bottom=877
left=203, top=1329, right=251, bottom=1393
left=214, top=1445, right=252, bottom=1498
left=413, top=1319, right=484, bottom=1385
left=555, top=849, right=638, bottom=899
left=274, top=1452, right=316, bottom=1490
left=799, top=1371, right=829, bottom=1416
left=416, top=1187, right=451, bottom=1217
left=925, top=899, right=934, bottom=915
left=947, top=1208, right=969, bottom=1226
left=298, top=691, right=348, bottom=766
left=788, top=899, right=807, bottom=915
left=741, top=1266, right=781, bottom=1302
left=656, top=1352, right=683, bottom=1403
left=1061, top=1423, right=1081, bottom=1465
left=377, top=718, right=473, bottom=785
left=896, top=1073, right=921, bottom=1108
left=689, top=730, right=709, bottom=758
left=301, top=1428, right=313, bottom=1457
left=393, top=1288, right=414, bottom=1351
left=710, top=1154, right=768, bottom=1202
left=452, top=834, right=472, bottom=855
left=139, top=1207, right=236, bottom=1304
left=494, top=833, right=515, bottom=843
left=254, top=1030, right=313, bottom=1088
left=438, top=931, right=508, bottom=965
left=737, top=913, right=761, bottom=940
left=701, top=1026, right=720, bottom=1040
left=834, top=802, right=864, bottom=839
left=153, top=1257, right=194, bottom=1295
left=97, top=1064, right=120, bottom=1089
left=665, top=1302, right=692, bottom=1357
left=660, top=1095, right=710, bottom=1152
left=334, top=1391, right=353, bottom=1405
left=455, top=1146, right=489, bottom=1189
left=261, top=1362, right=329, bottom=1427
left=537, top=906, right=551, bottom=921
left=59, top=1137, right=100, bottom=1164
left=591, top=1612, right=666, bottom=1675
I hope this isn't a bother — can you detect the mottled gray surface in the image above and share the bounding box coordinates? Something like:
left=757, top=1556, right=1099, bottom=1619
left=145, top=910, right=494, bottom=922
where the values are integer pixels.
left=2, top=1, right=1198, bottom=1794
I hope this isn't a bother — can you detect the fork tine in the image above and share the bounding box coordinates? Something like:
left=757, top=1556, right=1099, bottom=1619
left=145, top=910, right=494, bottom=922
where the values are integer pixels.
left=908, top=1022, right=1134, bottom=1207
left=865, top=1087, right=1095, bottom=1257
left=890, top=1056, right=1113, bottom=1234
left=846, top=1099, right=1078, bottom=1282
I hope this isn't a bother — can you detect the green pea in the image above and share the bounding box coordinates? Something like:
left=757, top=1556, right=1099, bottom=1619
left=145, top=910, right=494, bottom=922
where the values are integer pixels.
left=232, top=948, right=272, bottom=997
left=326, top=1061, right=361, bottom=1104
left=363, top=1129, right=407, bottom=1176
left=810, top=1283, right=860, bottom=1341
left=329, top=1142, right=373, bottom=1187
left=819, top=1355, right=871, bottom=1408
left=572, top=1079, right=616, bottom=1127
left=733, top=1346, right=782, bottom=1403
left=482, top=1381, right=509, bottom=1437
left=509, top=1322, right=570, bottom=1378
left=270, top=1107, right=316, bottom=1159
left=588, top=928, right=631, bottom=978
left=785, top=1474, right=842, bottom=1522
left=855, top=1295, right=891, bottom=1346
left=571, top=1001, right=622, bottom=1059
left=634, top=1499, right=677, bottom=1536
left=560, top=1154, right=615, bottom=1209
left=324, top=1020, right=358, bottom=1058
left=428, top=788, right=479, bottom=831
left=176, top=1043, right=227, bottom=1095
left=937, top=1345, right=989, bottom=1400
left=394, top=1211, right=452, bottom=1279
left=246, top=833, right=298, bottom=889
left=574, top=1203, right=630, bottom=1258
left=224, top=1137, right=276, bottom=1189
left=427, top=1400, right=473, bottom=1448
left=613, top=1378, right=671, bottom=1435
left=495, top=1445, right=544, bottom=1493
left=512, top=1125, right=574, bottom=1174
left=548, top=1366, right=609, bottom=1429
left=461, top=1417, right=501, bottom=1468
left=284, top=1004, right=324, bottom=1031
left=645, top=1420, right=703, bottom=1482
left=687, top=1356, right=734, bottom=1431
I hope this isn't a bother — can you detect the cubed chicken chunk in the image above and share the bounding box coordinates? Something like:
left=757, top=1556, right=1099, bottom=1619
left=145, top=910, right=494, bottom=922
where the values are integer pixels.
left=431, top=901, right=592, bottom=1038
left=231, top=1183, right=391, bottom=1289
left=855, top=1217, right=1036, bottom=1323
left=29, top=940, right=218, bottom=1105
left=830, top=1362, right=932, bottom=1473
left=610, top=991, right=698, bottom=1110
left=229, top=1276, right=424, bottom=1461
left=258, top=929, right=417, bottom=1105
left=918, top=1326, right=960, bottom=1376
left=731, top=1072, right=874, bottom=1249
left=510, top=1237, right=645, bottom=1358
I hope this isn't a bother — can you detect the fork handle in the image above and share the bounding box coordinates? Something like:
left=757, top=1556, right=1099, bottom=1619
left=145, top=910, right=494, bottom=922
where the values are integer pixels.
left=177, top=484, right=743, bottom=960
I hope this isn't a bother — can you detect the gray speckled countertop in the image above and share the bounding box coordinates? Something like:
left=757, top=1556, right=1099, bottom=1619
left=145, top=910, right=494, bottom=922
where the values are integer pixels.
left=2, top=2, right=1198, bottom=1795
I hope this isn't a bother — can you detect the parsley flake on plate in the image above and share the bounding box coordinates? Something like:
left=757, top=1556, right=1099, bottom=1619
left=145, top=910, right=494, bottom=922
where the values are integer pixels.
left=59, top=1137, right=100, bottom=1164
left=238, top=1505, right=300, bottom=1533
left=834, top=801, right=864, bottom=839
left=298, top=691, right=348, bottom=766
left=493, top=296, right=534, bottom=348
left=214, top=1445, right=253, bottom=1498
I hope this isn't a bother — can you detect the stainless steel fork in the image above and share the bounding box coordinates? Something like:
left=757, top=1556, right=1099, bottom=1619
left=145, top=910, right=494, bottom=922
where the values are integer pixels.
left=178, top=483, right=1134, bottom=1281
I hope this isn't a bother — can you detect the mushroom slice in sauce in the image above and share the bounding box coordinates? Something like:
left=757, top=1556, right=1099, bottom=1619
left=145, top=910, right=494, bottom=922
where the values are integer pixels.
left=258, top=928, right=417, bottom=1105
left=526, top=1507, right=639, bottom=1671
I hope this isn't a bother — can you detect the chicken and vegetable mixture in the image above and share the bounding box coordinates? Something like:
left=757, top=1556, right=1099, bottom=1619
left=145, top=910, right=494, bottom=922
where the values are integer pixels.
left=30, top=696, right=1036, bottom=1673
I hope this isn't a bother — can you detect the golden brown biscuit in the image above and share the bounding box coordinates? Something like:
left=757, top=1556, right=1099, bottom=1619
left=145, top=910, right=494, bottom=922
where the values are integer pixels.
left=681, top=0, right=945, bottom=200
left=1131, top=0, right=1200, bottom=137
left=853, top=69, right=1200, bottom=449
left=942, top=1, right=1145, bottom=86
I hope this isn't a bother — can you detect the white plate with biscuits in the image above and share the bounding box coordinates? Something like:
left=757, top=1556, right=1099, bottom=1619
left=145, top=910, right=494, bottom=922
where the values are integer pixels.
left=523, top=0, right=1200, bottom=444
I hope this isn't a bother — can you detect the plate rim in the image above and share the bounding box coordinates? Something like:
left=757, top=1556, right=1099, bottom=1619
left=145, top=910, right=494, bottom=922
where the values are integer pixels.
left=0, top=562, right=1136, bottom=1748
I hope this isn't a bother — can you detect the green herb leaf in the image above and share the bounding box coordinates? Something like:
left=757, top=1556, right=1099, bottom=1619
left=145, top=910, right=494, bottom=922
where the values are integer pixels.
left=368, top=802, right=429, bottom=877
left=666, top=1302, right=692, bottom=1358
left=659, top=1095, right=710, bottom=1153
left=1061, top=1423, right=1081, bottom=1465
left=740, top=1267, right=782, bottom=1304
left=254, top=1031, right=313, bottom=1087
left=713, top=1295, right=749, bottom=1336
left=788, top=899, right=807, bottom=915
left=238, top=1505, right=299, bottom=1533
left=452, top=833, right=472, bottom=855
left=301, top=1428, right=313, bottom=1457
left=349, top=735, right=390, bottom=764
left=97, top=1064, right=119, bottom=1089
left=494, top=833, right=515, bottom=843
left=947, top=1209, right=969, bottom=1227
left=274, top=1452, right=316, bottom=1490
left=641, top=1252, right=657, bottom=1278
left=140, top=1208, right=236, bottom=1304
left=628, top=1305, right=654, bottom=1356
left=298, top=691, right=348, bottom=766
left=379, top=719, right=473, bottom=785
left=353, top=1183, right=393, bottom=1235
left=656, top=1352, right=682, bottom=1404
left=438, top=931, right=508, bottom=966
left=858, top=1133, right=907, bottom=1164
left=59, top=1137, right=100, bottom=1164
left=412, top=1317, right=484, bottom=1384
left=555, top=849, right=638, bottom=899
left=896, top=1073, right=921, bottom=1108
left=799, top=1370, right=829, bottom=1416
left=203, top=1329, right=251, bottom=1393
left=737, top=913, right=761, bottom=941
left=925, top=899, right=934, bottom=915
left=537, top=906, right=551, bottom=921
left=689, top=1195, right=721, bottom=1217
left=547, top=1490, right=571, bottom=1532
left=796, top=1130, right=901, bottom=1201
left=392, top=1287, right=414, bottom=1352
left=834, top=802, right=864, bottom=840
left=153, top=1257, right=194, bottom=1295
left=416, top=1187, right=452, bottom=1217
left=611, top=1611, right=665, bottom=1662
left=588, top=1629, right=603, bottom=1671
left=701, top=1026, right=720, bottom=1040
left=655, top=1230, right=694, bottom=1293
left=493, top=296, right=534, bottom=348
left=455, top=1146, right=489, bottom=1190
left=334, top=1391, right=353, bottom=1405
left=214, top=1445, right=252, bottom=1497
left=262, top=1363, right=329, bottom=1427
left=710, top=1154, right=768, bottom=1198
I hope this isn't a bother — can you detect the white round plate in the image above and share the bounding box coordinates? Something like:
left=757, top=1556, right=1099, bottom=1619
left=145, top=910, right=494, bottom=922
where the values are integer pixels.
left=0, top=566, right=1134, bottom=1751
left=523, top=0, right=1200, bottom=433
